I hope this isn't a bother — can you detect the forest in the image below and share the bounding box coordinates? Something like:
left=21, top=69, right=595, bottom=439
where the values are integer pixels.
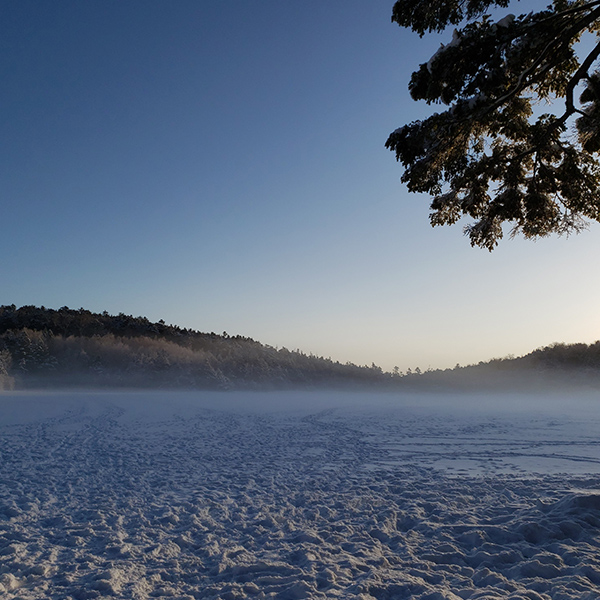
left=0, top=305, right=598, bottom=391
left=0, top=305, right=394, bottom=390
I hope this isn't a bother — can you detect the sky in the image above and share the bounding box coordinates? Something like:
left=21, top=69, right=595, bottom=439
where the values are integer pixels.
left=2, top=0, right=600, bottom=372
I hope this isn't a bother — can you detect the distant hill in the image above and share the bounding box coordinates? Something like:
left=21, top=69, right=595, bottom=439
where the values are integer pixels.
left=400, top=342, right=600, bottom=391
left=0, top=305, right=394, bottom=390
left=0, top=305, right=598, bottom=392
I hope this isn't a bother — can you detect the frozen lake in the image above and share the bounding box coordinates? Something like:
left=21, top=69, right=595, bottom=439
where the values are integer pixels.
left=1, top=390, right=600, bottom=599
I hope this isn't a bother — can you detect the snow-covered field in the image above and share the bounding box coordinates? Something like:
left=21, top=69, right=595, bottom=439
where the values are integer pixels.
left=1, top=389, right=600, bottom=599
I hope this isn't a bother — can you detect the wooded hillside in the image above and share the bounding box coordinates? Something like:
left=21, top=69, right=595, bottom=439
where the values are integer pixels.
left=0, top=305, right=598, bottom=391
left=0, top=305, right=393, bottom=390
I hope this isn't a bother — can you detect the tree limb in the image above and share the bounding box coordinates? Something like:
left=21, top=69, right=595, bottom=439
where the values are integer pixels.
left=563, top=39, right=600, bottom=119
left=486, top=5, right=600, bottom=114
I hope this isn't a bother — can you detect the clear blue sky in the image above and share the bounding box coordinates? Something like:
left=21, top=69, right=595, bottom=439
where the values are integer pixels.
left=2, top=0, right=599, bottom=371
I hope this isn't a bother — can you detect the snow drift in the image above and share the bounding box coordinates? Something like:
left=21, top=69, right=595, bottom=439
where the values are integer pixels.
left=1, top=390, right=600, bottom=599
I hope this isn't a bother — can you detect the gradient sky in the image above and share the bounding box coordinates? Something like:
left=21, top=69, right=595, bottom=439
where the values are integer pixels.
left=2, top=0, right=599, bottom=372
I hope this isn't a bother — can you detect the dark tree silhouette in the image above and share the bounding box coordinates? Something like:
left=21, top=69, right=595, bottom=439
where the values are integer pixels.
left=387, top=0, right=600, bottom=249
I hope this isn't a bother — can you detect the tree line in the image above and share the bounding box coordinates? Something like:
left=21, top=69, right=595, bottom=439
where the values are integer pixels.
left=0, top=305, right=394, bottom=390
left=0, top=305, right=598, bottom=391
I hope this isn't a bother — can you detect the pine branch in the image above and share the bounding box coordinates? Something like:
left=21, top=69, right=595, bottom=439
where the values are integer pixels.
left=563, top=39, right=600, bottom=119
left=485, top=5, right=600, bottom=114
left=537, top=0, right=600, bottom=24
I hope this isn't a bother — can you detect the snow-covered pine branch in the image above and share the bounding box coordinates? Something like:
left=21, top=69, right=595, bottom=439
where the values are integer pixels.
left=387, top=0, right=600, bottom=249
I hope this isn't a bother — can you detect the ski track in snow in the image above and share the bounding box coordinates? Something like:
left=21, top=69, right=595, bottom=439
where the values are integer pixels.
left=1, top=390, right=600, bottom=599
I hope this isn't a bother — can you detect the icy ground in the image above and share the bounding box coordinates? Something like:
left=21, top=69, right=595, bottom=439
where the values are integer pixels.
left=2, top=390, right=600, bottom=599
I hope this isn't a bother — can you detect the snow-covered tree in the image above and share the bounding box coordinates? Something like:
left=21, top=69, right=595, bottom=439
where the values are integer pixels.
left=387, top=0, right=600, bottom=249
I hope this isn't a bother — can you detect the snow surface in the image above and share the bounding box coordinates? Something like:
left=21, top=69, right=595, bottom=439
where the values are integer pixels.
left=427, top=29, right=461, bottom=73
left=1, top=389, right=600, bottom=599
left=496, top=14, right=515, bottom=29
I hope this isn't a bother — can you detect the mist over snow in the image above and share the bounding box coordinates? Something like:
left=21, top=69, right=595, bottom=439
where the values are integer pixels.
left=3, top=2, right=600, bottom=597
left=3, top=305, right=600, bottom=395
left=2, top=389, right=600, bottom=599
